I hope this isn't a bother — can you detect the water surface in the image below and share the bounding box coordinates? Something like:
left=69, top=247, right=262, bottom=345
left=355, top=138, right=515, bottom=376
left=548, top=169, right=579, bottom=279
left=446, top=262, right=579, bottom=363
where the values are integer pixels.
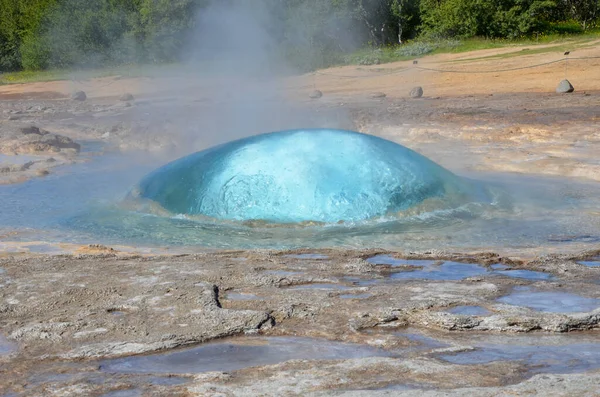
left=1, top=143, right=600, bottom=253
left=100, top=336, right=395, bottom=374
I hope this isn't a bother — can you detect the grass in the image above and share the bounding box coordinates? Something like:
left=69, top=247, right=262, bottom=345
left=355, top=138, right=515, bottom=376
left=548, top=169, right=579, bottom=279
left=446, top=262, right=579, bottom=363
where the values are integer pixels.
left=342, top=29, right=600, bottom=67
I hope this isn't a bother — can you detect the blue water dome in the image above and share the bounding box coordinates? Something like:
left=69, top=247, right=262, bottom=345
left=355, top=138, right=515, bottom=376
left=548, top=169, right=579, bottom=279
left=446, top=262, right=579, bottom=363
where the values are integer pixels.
left=130, top=129, right=472, bottom=224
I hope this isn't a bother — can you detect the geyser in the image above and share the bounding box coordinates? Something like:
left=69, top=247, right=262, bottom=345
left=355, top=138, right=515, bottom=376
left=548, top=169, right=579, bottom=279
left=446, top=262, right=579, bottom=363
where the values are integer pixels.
left=130, top=129, right=473, bottom=224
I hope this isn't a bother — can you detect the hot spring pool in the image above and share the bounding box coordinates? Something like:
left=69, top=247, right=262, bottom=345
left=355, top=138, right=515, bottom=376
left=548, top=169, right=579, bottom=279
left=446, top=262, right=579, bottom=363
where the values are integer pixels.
left=0, top=129, right=599, bottom=252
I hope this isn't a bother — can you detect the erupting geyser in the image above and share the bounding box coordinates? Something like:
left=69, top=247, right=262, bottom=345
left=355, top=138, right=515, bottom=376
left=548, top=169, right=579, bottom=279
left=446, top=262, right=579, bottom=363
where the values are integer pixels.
left=130, top=129, right=474, bottom=224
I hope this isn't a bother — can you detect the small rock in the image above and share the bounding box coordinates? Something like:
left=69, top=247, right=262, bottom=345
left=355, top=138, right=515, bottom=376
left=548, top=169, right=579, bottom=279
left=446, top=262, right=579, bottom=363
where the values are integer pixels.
left=309, top=90, right=323, bottom=99
left=410, top=86, right=424, bottom=98
left=371, top=92, right=386, bottom=99
left=20, top=126, right=46, bottom=135
left=556, top=79, right=574, bottom=93
left=7, top=115, right=20, bottom=121
left=36, top=169, right=50, bottom=177
left=71, top=91, right=87, bottom=101
left=120, top=93, right=135, bottom=101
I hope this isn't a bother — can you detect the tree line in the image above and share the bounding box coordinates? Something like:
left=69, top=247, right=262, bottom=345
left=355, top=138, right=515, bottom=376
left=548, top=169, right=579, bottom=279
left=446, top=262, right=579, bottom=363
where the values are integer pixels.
left=0, top=0, right=598, bottom=72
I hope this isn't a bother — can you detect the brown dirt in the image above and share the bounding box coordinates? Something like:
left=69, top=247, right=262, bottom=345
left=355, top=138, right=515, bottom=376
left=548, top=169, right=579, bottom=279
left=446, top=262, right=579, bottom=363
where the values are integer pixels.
left=1, top=40, right=599, bottom=100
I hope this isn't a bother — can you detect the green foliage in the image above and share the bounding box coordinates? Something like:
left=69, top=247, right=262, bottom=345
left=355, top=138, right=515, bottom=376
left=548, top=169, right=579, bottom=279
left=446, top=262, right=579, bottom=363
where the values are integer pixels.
left=564, top=0, right=600, bottom=29
left=0, top=0, right=598, bottom=72
left=419, top=0, right=562, bottom=39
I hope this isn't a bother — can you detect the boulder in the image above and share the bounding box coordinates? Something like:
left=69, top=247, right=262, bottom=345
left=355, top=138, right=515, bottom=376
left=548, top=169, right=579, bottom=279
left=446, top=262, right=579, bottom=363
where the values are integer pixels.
left=410, top=86, right=424, bottom=98
left=120, top=93, right=135, bottom=101
left=309, top=90, right=323, bottom=99
left=556, top=79, right=574, bottom=93
left=71, top=91, right=87, bottom=101
left=371, top=92, right=387, bottom=99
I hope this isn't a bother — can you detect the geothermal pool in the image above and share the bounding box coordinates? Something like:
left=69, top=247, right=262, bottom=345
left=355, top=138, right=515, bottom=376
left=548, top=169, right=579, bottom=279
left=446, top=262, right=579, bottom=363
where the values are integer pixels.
left=1, top=129, right=599, bottom=252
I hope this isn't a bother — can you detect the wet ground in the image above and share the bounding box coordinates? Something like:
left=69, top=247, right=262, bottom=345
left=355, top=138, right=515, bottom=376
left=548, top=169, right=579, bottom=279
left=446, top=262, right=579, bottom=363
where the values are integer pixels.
left=0, top=249, right=600, bottom=395
left=1, top=62, right=600, bottom=395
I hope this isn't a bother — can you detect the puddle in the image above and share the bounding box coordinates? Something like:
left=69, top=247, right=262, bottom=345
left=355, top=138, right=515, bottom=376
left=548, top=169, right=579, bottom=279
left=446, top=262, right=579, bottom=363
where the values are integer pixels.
left=365, top=257, right=552, bottom=282
left=0, top=334, right=16, bottom=355
left=390, top=262, right=488, bottom=281
left=498, top=287, right=600, bottom=313
left=340, top=293, right=372, bottom=300
left=579, top=258, right=600, bottom=267
left=226, top=292, right=261, bottom=301
left=366, top=255, right=436, bottom=266
left=447, top=306, right=492, bottom=316
left=284, top=254, right=329, bottom=260
left=493, top=269, right=553, bottom=281
left=440, top=333, right=600, bottom=376
left=144, top=376, right=189, bottom=386
left=288, top=283, right=353, bottom=291
left=109, top=310, right=127, bottom=318
left=100, top=337, right=395, bottom=374
left=397, top=331, right=450, bottom=351
left=100, top=390, right=142, bottom=397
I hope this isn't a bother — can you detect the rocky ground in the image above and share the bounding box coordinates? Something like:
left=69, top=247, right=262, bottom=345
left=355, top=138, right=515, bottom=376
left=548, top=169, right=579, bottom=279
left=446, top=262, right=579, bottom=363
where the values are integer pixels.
left=1, top=42, right=600, bottom=396
left=1, top=248, right=600, bottom=396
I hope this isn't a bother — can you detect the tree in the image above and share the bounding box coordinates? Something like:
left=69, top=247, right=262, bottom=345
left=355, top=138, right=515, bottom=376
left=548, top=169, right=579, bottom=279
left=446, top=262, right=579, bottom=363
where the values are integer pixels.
left=564, top=0, right=599, bottom=29
left=386, top=0, right=422, bottom=43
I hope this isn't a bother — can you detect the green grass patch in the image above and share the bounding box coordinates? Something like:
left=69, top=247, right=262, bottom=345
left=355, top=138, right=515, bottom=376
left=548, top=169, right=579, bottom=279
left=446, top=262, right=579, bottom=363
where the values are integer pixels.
left=342, top=30, right=600, bottom=67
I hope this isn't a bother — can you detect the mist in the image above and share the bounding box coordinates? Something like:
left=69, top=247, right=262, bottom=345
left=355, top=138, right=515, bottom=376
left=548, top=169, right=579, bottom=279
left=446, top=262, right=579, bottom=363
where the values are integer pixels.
left=147, top=0, right=358, bottom=153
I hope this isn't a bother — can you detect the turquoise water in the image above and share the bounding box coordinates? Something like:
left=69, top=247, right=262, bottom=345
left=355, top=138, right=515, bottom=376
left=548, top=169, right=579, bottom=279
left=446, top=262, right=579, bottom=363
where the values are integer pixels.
left=131, top=129, right=485, bottom=224
left=0, top=134, right=599, bottom=251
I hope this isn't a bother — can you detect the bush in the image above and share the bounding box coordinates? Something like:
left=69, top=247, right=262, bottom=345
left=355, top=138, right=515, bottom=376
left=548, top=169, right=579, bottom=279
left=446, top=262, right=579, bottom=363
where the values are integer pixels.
left=19, top=33, right=51, bottom=71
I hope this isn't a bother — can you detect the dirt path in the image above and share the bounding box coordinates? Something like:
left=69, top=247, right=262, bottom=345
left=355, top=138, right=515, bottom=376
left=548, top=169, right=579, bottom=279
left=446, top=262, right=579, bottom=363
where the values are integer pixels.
left=1, top=38, right=599, bottom=100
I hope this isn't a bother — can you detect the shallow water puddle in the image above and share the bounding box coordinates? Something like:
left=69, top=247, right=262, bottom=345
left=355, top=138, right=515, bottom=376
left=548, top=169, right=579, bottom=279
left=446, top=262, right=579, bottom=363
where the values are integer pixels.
left=366, top=256, right=552, bottom=281
left=288, top=283, right=353, bottom=291
left=366, top=255, right=437, bottom=267
left=498, top=287, right=600, bottom=313
left=446, top=306, right=492, bottom=316
left=440, top=333, right=600, bottom=375
left=398, top=332, right=450, bottom=351
left=579, top=257, right=600, bottom=267
left=390, top=262, right=488, bottom=281
left=99, top=337, right=395, bottom=374
left=100, top=390, right=142, bottom=397
left=0, top=334, right=16, bottom=355
left=493, top=269, right=553, bottom=281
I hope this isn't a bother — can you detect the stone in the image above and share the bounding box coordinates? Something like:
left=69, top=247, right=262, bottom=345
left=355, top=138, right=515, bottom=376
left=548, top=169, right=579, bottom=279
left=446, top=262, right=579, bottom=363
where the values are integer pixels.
left=556, top=79, right=574, bottom=93
left=0, top=126, right=81, bottom=154
left=120, top=93, right=135, bottom=101
left=410, top=86, right=424, bottom=98
left=309, top=90, right=323, bottom=99
left=71, top=91, right=87, bottom=101
left=20, top=126, right=47, bottom=136
left=371, top=92, right=386, bottom=99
